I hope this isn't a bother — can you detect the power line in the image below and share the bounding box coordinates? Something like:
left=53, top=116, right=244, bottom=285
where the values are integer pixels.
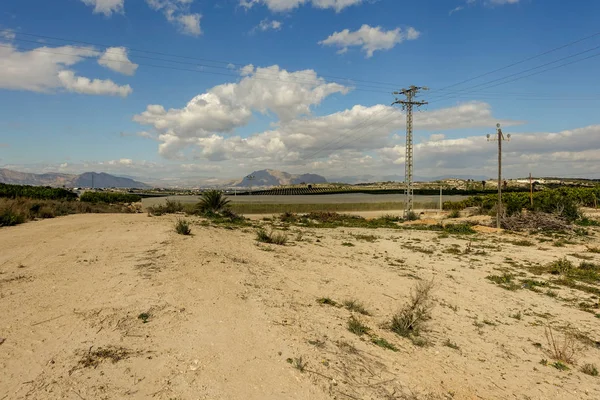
left=428, top=44, right=600, bottom=103
left=1, top=29, right=403, bottom=91
left=429, top=30, right=600, bottom=94
left=430, top=50, right=600, bottom=104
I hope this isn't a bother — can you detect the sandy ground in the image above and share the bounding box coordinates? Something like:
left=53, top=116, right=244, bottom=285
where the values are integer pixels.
left=1, top=214, right=600, bottom=400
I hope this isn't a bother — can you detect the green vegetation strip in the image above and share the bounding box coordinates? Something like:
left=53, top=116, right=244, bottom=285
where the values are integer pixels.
left=227, top=202, right=436, bottom=214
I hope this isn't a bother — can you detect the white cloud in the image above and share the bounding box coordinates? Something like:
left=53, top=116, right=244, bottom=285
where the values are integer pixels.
left=451, top=0, right=519, bottom=14
left=98, top=47, right=139, bottom=76
left=81, top=0, right=125, bottom=16
left=146, top=0, right=202, bottom=36
left=240, top=0, right=363, bottom=13
left=252, top=19, right=283, bottom=33
left=58, top=71, right=132, bottom=97
left=134, top=64, right=349, bottom=158
left=0, top=43, right=132, bottom=97
left=319, top=24, right=420, bottom=58
left=449, top=6, right=464, bottom=15
left=488, top=0, right=519, bottom=4
left=379, top=124, right=600, bottom=179
left=0, top=43, right=98, bottom=92
left=135, top=88, right=522, bottom=166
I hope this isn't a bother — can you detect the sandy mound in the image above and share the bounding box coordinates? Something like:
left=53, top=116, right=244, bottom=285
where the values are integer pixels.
left=1, top=214, right=599, bottom=399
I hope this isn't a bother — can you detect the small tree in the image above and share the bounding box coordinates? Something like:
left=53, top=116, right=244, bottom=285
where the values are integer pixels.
left=197, top=190, right=230, bottom=213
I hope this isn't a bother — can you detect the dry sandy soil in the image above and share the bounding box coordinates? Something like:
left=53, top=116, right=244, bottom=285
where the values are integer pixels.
left=1, top=213, right=600, bottom=400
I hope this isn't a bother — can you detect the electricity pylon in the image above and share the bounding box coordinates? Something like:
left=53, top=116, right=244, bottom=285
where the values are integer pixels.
left=487, top=123, right=511, bottom=229
left=392, top=86, right=428, bottom=217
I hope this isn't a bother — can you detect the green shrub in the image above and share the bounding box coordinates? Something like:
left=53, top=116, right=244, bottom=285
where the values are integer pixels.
left=0, top=183, right=77, bottom=200
left=347, top=316, right=370, bottom=336
left=443, top=223, right=476, bottom=234
left=0, top=207, right=26, bottom=227
left=448, top=209, right=461, bottom=218
left=197, top=190, right=230, bottom=213
left=80, top=191, right=141, bottom=204
left=175, top=219, right=191, bottom=235
left=405, top=211, right=420, bottom=221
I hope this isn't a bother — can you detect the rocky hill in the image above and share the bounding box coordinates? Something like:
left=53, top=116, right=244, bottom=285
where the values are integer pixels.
left=0, top=168, right=150, bottom=189
left=235, top=169, right=327, bottom=187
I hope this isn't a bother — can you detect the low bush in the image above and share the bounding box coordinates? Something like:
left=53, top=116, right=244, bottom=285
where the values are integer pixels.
left=147, top=199, right=184, bottom=216
left=390, top=280, right=434, bottom=338
left=256, top=229, right=288, bottom=245
left=175, top=219, right=192, bottom=235
left=444, top=223, right=476, bottom=235
left=0, top=198, right=132, bottom=227
left=0, top=183, right=77, bottom=200
left=448, top=209, right=461, bottom=219
left=80, top=191, right=141, bottom=204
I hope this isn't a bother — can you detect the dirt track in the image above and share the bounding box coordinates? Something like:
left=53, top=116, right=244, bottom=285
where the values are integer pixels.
left=1, top=214, right=600, bottom=399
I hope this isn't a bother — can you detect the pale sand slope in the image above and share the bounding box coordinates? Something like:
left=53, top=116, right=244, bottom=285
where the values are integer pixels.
left=0, top=214, right=599, bottom=400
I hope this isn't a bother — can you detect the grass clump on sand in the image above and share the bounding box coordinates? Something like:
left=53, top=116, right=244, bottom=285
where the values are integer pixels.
left=581, top=363, right=599, bottom=377
left=347, top=316, right=370, bottom=336
left=486, top=273, right=520, bottom=290
left=443, top=223, right=476, bottom=235
left=371, top=337, right=398, bottom=351
left=175, top=219, right=192, bottom=235
left=390, top=280, right=434, bottom=339
left=343, top=299, right=370, bottom=315
left=316, top=297, right=338, bottom=306
left=256, top=229, right=288, bottom=245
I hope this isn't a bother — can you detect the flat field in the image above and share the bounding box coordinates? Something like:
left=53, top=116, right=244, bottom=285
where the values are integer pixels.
left=1, top=213, right=599, bottom=399
left=142, top=193, right=468, bottom=213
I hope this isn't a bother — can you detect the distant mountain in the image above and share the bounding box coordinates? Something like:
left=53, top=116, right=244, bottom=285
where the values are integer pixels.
left=235, top=169, right=327, bottom=187
left=330, top=174, right=490, bottom=184
left=0, top=168, right=150, bottom=189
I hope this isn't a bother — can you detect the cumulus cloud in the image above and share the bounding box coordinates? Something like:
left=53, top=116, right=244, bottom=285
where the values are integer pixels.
left=319, top=25, right=420, bottom=58
left=240, top=0, right=363, bottom=13
left=252, top=19, right=282, bottom=33
left=98, top=47, right=139, bottom=75
left=134, top=64, right=349, bottom=158
left=58, top=71, right=133, bottom=97
left=379, top=124, right=600, bottom=178
left=146, top=0, right=202, bottom=36
left=81, top=0, right=125, bottom=15
left=0, top=43, right=132, bottom=97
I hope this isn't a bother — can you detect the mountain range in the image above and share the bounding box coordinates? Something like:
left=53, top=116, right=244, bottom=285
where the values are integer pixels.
left=0, top=169, right=150, bottom=189
left=234, top=169, right=327, bottom=187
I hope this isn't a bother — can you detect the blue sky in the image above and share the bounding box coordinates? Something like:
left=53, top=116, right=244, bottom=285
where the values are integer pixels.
left=1, top=0, right=600, bottom=184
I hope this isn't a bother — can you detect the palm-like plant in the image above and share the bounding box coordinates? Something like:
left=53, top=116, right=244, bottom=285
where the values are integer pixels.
left=198, top=190, right=230, bottom=213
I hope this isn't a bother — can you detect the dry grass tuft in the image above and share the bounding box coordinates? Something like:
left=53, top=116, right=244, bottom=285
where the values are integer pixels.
left=343, top=299, right=370, bottom=315
left=390, top=279, right=434, bottom=338
left=256, top=229, right=288, bottom=245
left=544, top=327, right=582, bottom=365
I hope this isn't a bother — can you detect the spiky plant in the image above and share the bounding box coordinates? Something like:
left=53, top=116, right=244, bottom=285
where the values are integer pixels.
left=197, top=190, right=230, bottom=213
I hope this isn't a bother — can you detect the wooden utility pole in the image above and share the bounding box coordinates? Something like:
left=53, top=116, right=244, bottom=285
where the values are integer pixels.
left=487, top=123, right=511, bottom=229
left=392, top=86, right=428, bottom=217
left=529, top=173, right=533, bottom=207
